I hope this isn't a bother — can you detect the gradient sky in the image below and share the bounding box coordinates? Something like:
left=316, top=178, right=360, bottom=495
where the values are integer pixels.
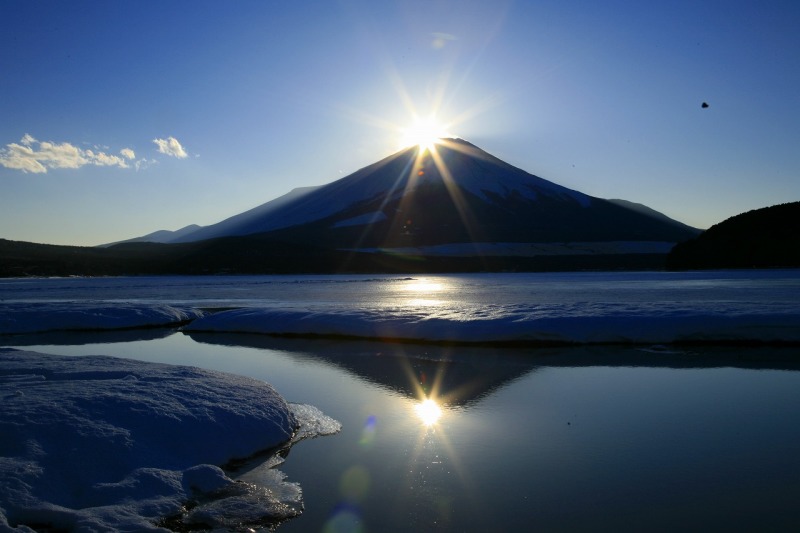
left=2, top=1, right=799, bottom=246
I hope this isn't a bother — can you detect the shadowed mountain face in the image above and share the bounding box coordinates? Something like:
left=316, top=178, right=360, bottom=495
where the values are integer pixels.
left=165, top=138, right=699, bottom=248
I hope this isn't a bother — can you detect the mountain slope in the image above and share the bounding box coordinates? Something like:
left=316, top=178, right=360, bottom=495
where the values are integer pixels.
left=169, top=186, right=320, bottom=243
left=607, top=199, right=700, bottom=233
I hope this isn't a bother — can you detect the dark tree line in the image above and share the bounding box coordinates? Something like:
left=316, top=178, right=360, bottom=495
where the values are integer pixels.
left=667, top=202, right=800, bottom=270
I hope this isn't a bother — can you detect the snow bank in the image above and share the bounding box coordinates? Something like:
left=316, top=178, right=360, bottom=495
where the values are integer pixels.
left=0, top=349, right=338, bottom=532
left=183, top=303, right=800, bottom=345
left=0, top=303, right=205, bottom=335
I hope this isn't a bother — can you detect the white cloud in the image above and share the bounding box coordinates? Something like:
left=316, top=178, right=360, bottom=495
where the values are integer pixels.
left=0, top=134, right=132, bottom=174
left=0, top=142, right=48, bottom=173
left=86, top=150, right=130, bottom=168
left=1, top=134, right=192, bottom=174
left=152, top=136, right=188, bottom=158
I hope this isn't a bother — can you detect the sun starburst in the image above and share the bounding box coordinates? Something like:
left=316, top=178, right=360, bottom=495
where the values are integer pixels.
left=399, top=116, right=452, bottom=152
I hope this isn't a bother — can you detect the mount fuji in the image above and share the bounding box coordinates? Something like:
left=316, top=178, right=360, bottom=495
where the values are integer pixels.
left=4, top=139, right=702, bottom=275
left=118, top=138, right=699, bottom=252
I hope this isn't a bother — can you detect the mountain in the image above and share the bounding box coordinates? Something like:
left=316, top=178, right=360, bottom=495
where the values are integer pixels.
left=667, top=201, right=800, bottom=270
left=135, top=138, right=699, bottom=249
left=3, top=139, right=705, bottom=276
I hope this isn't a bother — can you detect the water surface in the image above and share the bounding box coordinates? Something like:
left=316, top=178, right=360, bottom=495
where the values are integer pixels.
left=3, top=271, right=800, bottom=531
left=10, top=332, right=800, bottom=532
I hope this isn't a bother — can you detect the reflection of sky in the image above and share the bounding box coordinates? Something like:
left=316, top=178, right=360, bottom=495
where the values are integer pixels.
left=9, top=331, right=800, bottom=531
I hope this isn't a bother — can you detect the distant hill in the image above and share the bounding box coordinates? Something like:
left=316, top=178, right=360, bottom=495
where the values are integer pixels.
left=667, top=202, right=800, bottom=270
left=100, top=224, right=202, bottom=247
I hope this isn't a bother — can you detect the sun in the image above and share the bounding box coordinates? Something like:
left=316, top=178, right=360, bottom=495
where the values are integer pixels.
left=400, top=116, right=451, bottom=152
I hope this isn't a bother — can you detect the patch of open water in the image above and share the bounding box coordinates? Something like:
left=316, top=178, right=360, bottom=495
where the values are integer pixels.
left=9, top=331, right=800, bottom=532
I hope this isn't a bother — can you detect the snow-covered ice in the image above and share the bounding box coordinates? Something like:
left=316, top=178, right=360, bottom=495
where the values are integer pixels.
left=0, top=303, right=204, bottom=335
left=1, top=300, right=799, bottom=345
left=2, top=272, right=799, bottom=345
left=0, top=349, right=340, bottom=532
left=183, top=302, right=800, bottom=345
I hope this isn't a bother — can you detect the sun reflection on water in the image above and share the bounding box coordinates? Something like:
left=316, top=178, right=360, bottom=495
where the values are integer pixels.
left=414, top=398, right=443, bottom=426
left=403, top=280, right=445, bottom=293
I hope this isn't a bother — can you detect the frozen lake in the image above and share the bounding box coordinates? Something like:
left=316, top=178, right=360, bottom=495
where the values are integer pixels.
left=3, top=271, right=800, bottom=531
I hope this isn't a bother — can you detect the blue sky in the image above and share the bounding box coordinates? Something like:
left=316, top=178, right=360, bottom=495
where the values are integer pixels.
left=2, top=1, right=799, bottom=246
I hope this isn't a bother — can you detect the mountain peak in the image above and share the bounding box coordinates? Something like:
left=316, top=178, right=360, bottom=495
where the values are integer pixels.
left=125, top=139, right=698, bottom=249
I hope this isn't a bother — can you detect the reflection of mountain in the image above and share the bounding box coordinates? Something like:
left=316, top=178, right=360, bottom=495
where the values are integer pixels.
left=185, top=332, right=540, bottom=407
left=182, top=333, right=800, bottom=405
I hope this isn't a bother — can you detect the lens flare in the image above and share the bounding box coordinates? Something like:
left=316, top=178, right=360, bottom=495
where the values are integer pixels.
left=359, top=415, right=377, bottom=448
left=415, top=398, right=443, bottom=426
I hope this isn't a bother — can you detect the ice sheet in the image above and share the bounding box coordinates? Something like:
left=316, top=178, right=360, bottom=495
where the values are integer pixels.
left=183, top=303, right=800, bottom=344
left=0, top=303, right=204, bottom=335
left=0, top=349, right=338, bottom=532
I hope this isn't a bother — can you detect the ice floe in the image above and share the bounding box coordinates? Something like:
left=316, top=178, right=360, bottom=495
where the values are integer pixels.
left=0, top=349, right=339, bottom=532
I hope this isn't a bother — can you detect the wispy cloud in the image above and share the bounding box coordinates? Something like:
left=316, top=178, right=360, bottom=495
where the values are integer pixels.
left=120, top=148, right=136, bottom=160
left=135, top=158, right=157, bottom=171
left=153, top=136, right=188, bottom=159
left=0, top=134, right=133, bottom=174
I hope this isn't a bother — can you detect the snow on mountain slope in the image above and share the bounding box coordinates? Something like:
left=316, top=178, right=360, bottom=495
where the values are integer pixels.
left=169, top=138, right=597, bottom=243
left=431, top=138, right=592, bottom=207
left=117, top=138, right=698, bottom=250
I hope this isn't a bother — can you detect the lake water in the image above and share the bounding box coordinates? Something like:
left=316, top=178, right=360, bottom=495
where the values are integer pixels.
left=3, top=271, right=800, bottom=531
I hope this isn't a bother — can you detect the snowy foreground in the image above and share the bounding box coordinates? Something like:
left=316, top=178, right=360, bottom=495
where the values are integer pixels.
left=2, top=301, right=800, bottom=344
left=0, top=349, right=340, bottom=532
